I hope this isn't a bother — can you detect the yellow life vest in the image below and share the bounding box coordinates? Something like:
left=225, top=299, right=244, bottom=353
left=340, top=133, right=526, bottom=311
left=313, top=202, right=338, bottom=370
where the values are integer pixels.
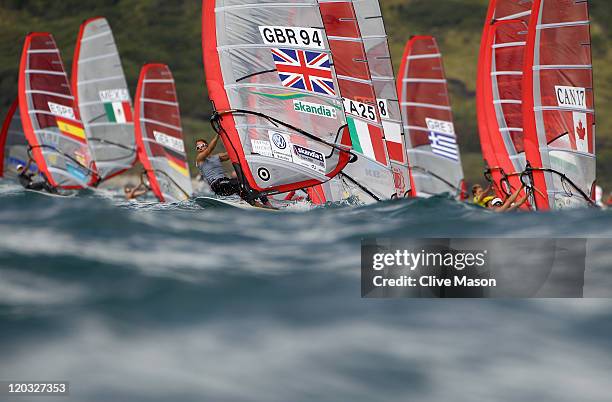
left=474, top=195, right=495, bottom=207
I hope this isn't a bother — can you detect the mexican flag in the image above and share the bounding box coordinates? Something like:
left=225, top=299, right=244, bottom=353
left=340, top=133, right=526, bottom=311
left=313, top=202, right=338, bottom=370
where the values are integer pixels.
left=346, top=116, right=387, bottom=165
left=104, top=101, right=133, bottom=123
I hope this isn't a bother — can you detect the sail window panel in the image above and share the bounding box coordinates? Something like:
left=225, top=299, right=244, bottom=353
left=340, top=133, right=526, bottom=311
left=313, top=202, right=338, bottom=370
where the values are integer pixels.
left=143, top=82, right=178, bottom=104
left=405, top=58, right=444, bottom=80
left=540, top=0, right=588, bottom=24
left=538, top=25, right=592, bottom=66
left=537, top=69, right=594, bottom=109
left=351, top=0, right=385, bottom=36
left=219, top=6, right=325, bottom=48
left=405, top=82, right=450, bottom=106
left=28, top=53, right=64, bottom=74
left=327, top=40, right=370, bottom=81
left=362, top=37, right=394, bottom=78
left=319, top=2, right=360, bottom=38
left=494, top=1, right=534, bottom=21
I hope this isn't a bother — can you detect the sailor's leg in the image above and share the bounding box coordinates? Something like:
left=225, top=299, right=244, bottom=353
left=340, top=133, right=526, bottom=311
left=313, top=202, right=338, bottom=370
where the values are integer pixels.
left=27, top=182, right=46, bottom=191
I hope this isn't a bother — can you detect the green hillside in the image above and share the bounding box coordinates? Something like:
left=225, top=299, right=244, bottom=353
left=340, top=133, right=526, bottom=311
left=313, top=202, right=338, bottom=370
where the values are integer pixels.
left=1, top=0, right=610, bottom=188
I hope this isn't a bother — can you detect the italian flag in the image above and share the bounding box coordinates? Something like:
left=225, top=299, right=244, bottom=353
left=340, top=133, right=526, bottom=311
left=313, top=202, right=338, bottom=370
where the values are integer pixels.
left=382, top=121, right=405, bottom=164
left=56, top=117, right=86, bottom=143
left=104, top=101, right=133, bottom=123
left=347, top=117, right=387, bottom=165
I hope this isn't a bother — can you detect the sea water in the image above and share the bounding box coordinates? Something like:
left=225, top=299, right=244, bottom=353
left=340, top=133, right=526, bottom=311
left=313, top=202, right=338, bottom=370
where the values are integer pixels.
left=1, top=181, right=611, bottom=402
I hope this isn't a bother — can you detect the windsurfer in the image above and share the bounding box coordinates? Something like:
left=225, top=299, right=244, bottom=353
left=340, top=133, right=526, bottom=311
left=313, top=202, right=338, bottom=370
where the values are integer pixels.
left=124, top=173, right=150, bottom=200
left=472, top=184, right=494, bottom=207
left=485, top=184, right=529, bottom=212
left=195, top=136, right=272, bottom=207
left=16, top=160, right=55, bottom=193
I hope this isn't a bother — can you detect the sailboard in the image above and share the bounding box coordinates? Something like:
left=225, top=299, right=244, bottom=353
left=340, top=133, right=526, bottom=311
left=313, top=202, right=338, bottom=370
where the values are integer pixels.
left=476, top=0, right=533, bottom=205
left=18, top=32, right=95, bottom=190
left=0, top=99, right=38, bottom=179
left=134, top=63, right=193, bottom=203
left=317, top=0, right=396, bottom=203
left=351, top=0, right=414, bottom=198
left=522, top=0, right=596, bottom=210
left=202, top=0, right=354, bottom=204
left=72, top=17, right=137, bottom=184
left=195, top=196, right=279, bottom=212
left=397, top=36, right=466, bottom=198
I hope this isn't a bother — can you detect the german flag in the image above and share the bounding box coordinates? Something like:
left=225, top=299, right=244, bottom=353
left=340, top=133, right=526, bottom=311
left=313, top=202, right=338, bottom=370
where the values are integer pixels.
left=166, top=152, right=189, bottom=177
left=56, top=117, right=86, bottom=143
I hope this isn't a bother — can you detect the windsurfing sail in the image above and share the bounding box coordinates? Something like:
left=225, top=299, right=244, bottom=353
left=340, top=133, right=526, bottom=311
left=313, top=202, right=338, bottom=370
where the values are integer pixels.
left=476, top=0, right=533, bottom=204
left=351, top=0, right=413, bottom=197
left=522, top=0, right=596, bottom=210
left=18, top=32, right=94, bottom=189
left=202, top=0, right=353, bottom=202
left=0, top=99, right=38, bottom=179
left=134, top=63, right=192, bottom=203
left=318, top=0, right=395, bottom=202
left=397, top=36, right=465, bottom=198
left=72, top=17, right=137, bottom=184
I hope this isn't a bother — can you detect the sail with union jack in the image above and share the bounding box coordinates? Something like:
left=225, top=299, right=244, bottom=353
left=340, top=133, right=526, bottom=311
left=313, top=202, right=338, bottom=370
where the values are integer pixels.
left=271, top=48, right=336, bottom=96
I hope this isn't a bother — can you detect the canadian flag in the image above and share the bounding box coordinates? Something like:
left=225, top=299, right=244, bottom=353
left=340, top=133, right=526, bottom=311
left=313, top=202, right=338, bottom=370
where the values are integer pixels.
left=573, top=112, right=588, bottom=153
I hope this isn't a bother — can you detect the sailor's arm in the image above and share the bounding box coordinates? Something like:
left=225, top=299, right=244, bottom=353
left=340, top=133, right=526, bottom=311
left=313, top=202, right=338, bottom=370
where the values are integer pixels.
left=501, top=185, right=525, bottom=211
left=506, top=191, right=530, bottom=212
left=23, top=158, right=32, bottom=173
left=218, top=152, right=230, bottom=162
left=196, top=135, right=220, bottom=164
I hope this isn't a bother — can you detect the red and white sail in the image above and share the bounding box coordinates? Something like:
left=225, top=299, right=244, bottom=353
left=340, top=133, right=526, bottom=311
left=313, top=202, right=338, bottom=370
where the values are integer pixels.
left=18, top=33, right=94, bottom=189
left=318, top=0, right=395, bottom=203
left=202, top=0, right=353, bottom=201
left=523, top=0, right=596, bottom=209
left=134, top=64, right=192, bottom=203
left=397, top=36, right=465, bottom=198
left=476, top=0, right=533, bottom=203
left=72, top=17, right=136, bottom=183
left=351, top=0, right=413, bottom=198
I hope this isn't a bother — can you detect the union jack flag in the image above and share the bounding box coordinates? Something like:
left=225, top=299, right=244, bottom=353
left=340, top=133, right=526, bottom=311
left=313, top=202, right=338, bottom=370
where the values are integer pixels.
left=271, top=48, right=336, bottom=96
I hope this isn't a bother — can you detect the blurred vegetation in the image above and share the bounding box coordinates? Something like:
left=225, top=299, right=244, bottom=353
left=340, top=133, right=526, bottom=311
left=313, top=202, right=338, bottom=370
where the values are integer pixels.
left=1, top=0, right=610, bottom=188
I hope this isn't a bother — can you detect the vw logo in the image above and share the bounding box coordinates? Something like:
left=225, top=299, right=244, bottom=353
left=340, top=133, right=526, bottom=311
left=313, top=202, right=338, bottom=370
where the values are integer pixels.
left=271, top=133, right=287, bottom=150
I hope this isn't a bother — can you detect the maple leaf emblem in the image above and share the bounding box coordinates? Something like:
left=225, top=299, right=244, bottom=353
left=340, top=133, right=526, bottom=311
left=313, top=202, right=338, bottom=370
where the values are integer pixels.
left=576, top=120, right=586, bottom=140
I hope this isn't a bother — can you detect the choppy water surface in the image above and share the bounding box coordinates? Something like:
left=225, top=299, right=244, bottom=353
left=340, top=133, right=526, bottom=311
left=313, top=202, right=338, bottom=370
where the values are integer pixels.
left=1, top=181, right=611, bottom=402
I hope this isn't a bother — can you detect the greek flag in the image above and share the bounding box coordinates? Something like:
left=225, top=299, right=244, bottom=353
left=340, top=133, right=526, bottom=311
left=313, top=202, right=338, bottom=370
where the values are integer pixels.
left=429, top=131, right=459, bottom=161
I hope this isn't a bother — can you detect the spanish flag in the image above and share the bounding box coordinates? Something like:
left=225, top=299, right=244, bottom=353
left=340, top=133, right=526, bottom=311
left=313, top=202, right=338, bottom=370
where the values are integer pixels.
left=56, top=117, right=86, bottom=143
